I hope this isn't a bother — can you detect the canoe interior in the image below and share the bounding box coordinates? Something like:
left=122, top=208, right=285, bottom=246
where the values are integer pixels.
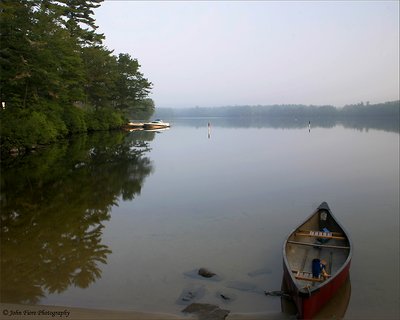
left=285, top=206, right=351, bottom=291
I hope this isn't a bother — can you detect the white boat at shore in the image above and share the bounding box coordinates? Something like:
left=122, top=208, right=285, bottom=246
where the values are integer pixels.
left=143, top=119, right=170, bottom=129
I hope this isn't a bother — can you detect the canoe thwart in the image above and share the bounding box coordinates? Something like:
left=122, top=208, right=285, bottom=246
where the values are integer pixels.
left=298, top=229, right=344, bottom=237
left=287, top=240, right=350, bottom=250
left=295, top=230, right=346, bottom=240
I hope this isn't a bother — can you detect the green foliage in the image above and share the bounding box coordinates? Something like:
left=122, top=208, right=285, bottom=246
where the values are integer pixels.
left=62, top=106, right=87, bottom=133
left=0, top=103, right=68, bottom=150
left=81, top=46, right=118, bottom=109
left=113, top=53, right=153, bottom=112
left=0, top=0, right=153, bottom=154
left=84, top=107, right=125, bottom=131
left=127, top=98, right=155, bottom=120
left=0, top=108, right=39, bottom=149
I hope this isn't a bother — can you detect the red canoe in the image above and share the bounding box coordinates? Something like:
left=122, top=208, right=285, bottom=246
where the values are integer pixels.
left=283, top=202, right=352, bottom=319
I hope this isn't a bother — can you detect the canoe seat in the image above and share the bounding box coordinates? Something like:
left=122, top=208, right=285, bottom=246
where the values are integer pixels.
left=292, top=269, right=329, bottom=282
left=296, top=230, right=346, bottom=240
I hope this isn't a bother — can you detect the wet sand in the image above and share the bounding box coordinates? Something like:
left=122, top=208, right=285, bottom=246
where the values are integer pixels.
left=0, top=303, right=285, bottom=320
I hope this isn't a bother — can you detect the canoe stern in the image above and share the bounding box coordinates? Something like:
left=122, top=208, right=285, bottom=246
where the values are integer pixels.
left=283, top=260, right=351, bottom=319
left=282, top=202, right=352, bottom=319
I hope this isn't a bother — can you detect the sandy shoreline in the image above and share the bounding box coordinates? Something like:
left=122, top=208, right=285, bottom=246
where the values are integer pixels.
left=0, top=303, right=187, bottom=320
left=0, top=303, right=285, bottom=320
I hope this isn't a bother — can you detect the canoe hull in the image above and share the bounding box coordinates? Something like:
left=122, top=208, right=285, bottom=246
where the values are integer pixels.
left=283, top=202, right=352, bottom=319
left=283, top=258, right=351, bottom=319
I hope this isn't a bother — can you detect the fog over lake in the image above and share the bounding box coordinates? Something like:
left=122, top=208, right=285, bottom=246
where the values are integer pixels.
left=1, top=118, right=398, bottom=319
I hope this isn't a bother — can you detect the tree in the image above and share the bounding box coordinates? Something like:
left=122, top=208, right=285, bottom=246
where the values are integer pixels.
left=81, top=46, right=117, bottom=109
left=0, top=0, right=153, bottom=153
left=0, top=0, right=36, bottom=108
left=113, top=53, right=153, bottom=112
left=127, top=98, right=155, bottom=120
left=59, top=0, right=105, bottom=46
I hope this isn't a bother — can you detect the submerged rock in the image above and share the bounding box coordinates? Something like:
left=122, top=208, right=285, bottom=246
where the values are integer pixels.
left=184, top=268, right=222, bottom=281
left=198, top=267, right=216, bottom=278
left=264, top=290, right=292, bottom=299
left=215, top=291, right=237, bottom=303
left=182, top=303, right=230, bottom=320
left=220, top=293, right=230, bottom=301
left=176, top=285, right=206, bottom=305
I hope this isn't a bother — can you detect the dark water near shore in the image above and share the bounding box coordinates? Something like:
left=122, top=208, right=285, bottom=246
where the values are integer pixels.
left=1, top=118, right=399, bottom=319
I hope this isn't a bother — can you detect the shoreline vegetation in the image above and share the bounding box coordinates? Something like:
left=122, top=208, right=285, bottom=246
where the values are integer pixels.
left=0, top=303, right=282, bottom=320
left=1, top=1, right=398, bottom=156
left=0, top=0, right=154, bottom=155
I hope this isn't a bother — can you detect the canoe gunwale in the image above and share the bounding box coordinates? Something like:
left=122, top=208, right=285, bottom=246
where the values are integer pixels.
left=282, top=202, right=353, bottom=296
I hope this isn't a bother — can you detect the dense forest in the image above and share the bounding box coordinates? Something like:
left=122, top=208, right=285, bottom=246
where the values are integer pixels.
left=155, top=101, right=400, bottom=119
left=0, top=0, right=154, bottom=154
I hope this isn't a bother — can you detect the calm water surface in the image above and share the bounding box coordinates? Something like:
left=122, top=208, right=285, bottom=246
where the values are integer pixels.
left=1, top=119, right=399, bottom=319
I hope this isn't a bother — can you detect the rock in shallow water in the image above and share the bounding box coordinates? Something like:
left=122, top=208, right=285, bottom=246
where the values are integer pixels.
left=176, top=285, right=206, bottom=305
left=198, top=267, right=216, bottom=278
left=183, top=268, right=222, bottom=281
left=182, top=303, right=230, bottom=320
left=215, top=290, right=237, bottom=303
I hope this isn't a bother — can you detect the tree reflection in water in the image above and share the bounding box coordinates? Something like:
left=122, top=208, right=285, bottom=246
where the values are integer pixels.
left=0, top=131, right=154, bottom=304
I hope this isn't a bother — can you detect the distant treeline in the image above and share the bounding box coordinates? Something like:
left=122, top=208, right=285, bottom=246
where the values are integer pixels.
left=155, top=101, right=400, bottom=119
left=169, top=113, right=399, bottom=133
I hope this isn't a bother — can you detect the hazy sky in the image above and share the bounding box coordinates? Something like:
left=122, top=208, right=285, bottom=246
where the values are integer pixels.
left=94, top=1, right=399, bottom=108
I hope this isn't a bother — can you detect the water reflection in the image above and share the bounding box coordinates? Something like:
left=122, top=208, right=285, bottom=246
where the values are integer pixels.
left=170, top=116, right=399, bottom=133
left=0, top=131, right=154, bottom=304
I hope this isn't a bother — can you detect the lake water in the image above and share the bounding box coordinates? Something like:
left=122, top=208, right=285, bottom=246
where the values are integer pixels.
left=1, top=118, right=399, bottom=319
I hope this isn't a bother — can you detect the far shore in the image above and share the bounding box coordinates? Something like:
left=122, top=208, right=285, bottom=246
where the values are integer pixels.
left=0, top=303, right=287, bottom=320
